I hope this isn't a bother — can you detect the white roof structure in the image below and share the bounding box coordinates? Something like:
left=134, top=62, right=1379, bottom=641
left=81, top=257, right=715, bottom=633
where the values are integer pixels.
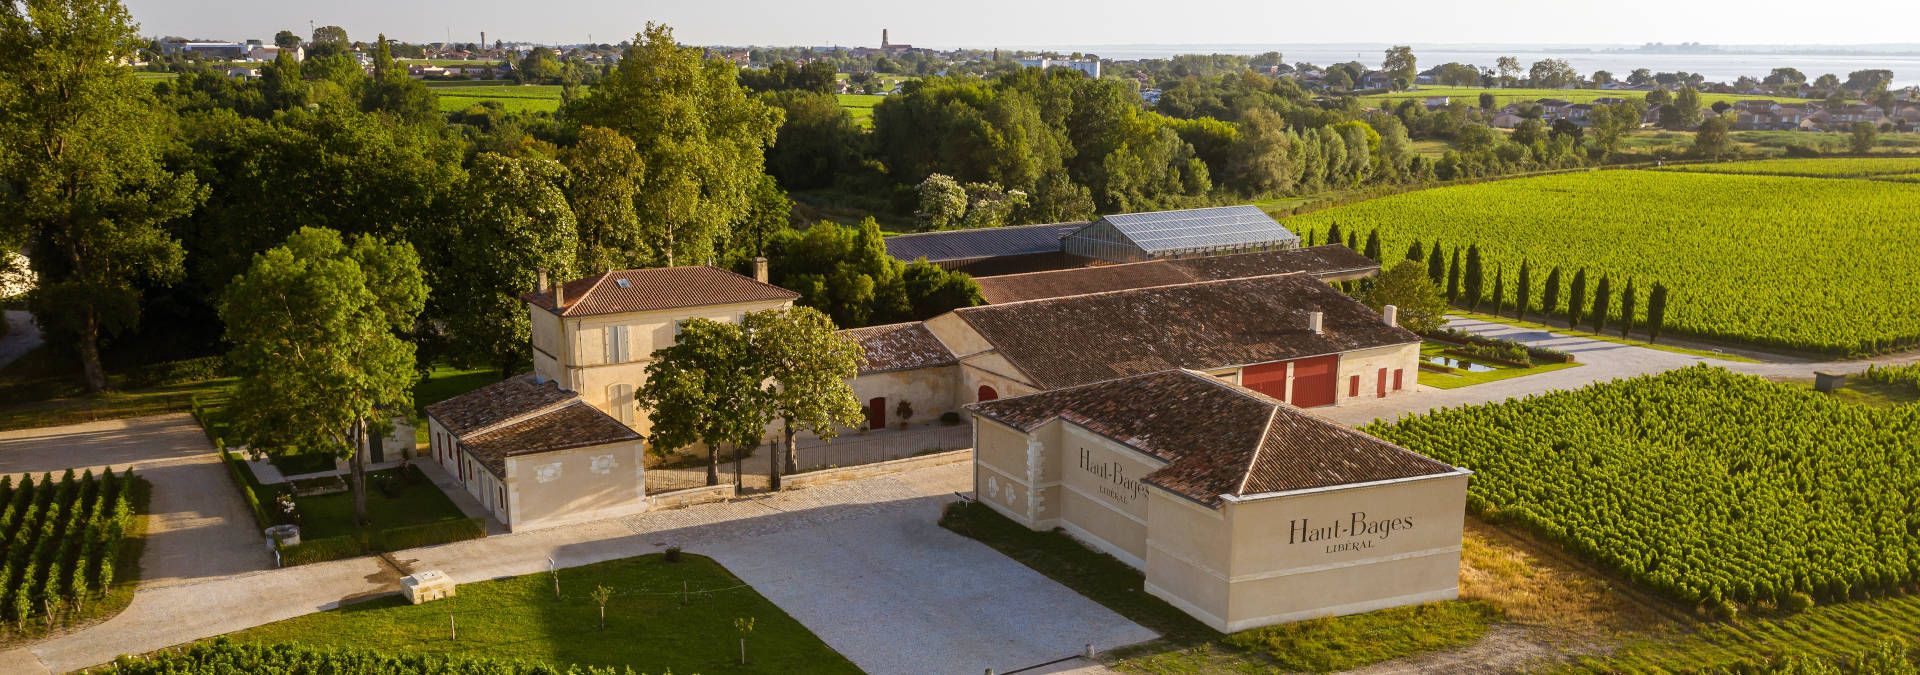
left=1063, top=205, right=1300, bottom=262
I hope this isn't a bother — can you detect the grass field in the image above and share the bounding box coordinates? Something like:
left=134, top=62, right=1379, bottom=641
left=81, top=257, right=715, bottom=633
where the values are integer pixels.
left=1288, top=163, right=1920, bottom=355
left=1359, top=86, right=1781, bottom=108
left=291, top=467, right=470, bottom=540
left=430, top=83, right=567, bottom=114
left=837, top=93, right=882, bottom=127
left=219, top=553, right=858, bottom=674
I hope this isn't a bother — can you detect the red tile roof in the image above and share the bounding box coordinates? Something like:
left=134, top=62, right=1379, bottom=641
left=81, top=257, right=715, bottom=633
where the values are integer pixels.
left=956, top=273, right=1418, bottom=389
left=973, top=245, right=1379, bottom=304
left=424, top=373, right=576, bottom=437
left=968, top=370, right=1457, bottom=506
left=836, top=322, right=958, bottom=374
left=459, top=401, right=641, bottom=478
left=522, top=266, right=798, bottom=317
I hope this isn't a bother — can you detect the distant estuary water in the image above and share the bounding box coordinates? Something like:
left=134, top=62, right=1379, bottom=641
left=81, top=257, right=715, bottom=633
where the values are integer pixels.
left=1030, top=44, right=1920, bottom=87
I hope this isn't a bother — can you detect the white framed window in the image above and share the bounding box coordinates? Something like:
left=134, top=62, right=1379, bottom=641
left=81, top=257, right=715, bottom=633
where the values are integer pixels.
left=603, top=324, right=631, bottom=363
left=607, top=383, right=635, bottom=425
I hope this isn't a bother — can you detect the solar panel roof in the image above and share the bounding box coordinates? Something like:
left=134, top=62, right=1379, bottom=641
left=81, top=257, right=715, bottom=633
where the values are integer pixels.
left=1090, top=205, right=1298, bottom=254
left=883, top=222, right=1087, bottom=263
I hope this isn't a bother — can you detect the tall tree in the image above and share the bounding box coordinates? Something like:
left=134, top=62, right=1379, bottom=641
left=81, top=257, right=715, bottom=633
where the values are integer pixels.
left=1541, top=266, right=1562, bottom=317
left=563, top=126, right=647, bottom=271
left=1326, top=222, right=1344, bottom=251
left=1692, top=117, right=1734, bottom=160
left=562, top=23, right=781, bottom=267
left=1619, top=279, right=1638, bottom=339
left=221, top=227, right=427, bottom=524
left=1489, top=265, right=1504, bottom=316
left=638, top=318, right=768, bottom=486
left=0, top=0, right=203, bottom=391
left=1647, top=283, right=1669, bottom=343
left=1515, top=261, right=1531, bottom=320
left=1426, top=241, right=1444, bottom=286
left=743, top=307, right=864, bottom=487
left=1362, top=229, right=1382, bottom=262
left=440, top=153, right=579, bottom=378
left=1446, top=247, right=1461, bottom=303
left=1381, top=46, right=1417, bottom=90
left=1462, top=244, right=1484, bottom=310
left=273, top=29, right=300, bottom=49
left=1568, top=268, right=1588, bottom=328
left=1851, top=122, right=1879, bottom=154
left=1406, top=240, right=1424, bottom=263
left=1591, top=274, right=1611, bottom=333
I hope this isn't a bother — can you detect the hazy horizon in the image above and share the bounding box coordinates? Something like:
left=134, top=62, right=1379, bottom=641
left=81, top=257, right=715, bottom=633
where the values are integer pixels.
left=124, top=0, right=1920, bottom=50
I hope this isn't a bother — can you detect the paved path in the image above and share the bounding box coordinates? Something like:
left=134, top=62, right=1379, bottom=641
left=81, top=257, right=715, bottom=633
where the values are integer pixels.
left=1316, top=316, right=1920, bottom=427
left=19, top=459, right=1152, bottom=674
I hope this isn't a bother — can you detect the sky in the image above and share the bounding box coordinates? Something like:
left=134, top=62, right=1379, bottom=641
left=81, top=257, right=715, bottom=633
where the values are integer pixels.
left=125, top=0, right=1920, bottom=49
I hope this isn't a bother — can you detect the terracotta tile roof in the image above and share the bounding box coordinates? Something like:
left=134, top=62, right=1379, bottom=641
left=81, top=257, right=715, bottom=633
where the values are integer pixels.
left=969, top=370, right=1455, bottom=506
left=522, top=266, right=797, bottom=317
left=424, top=373, right=576, bottom=437
left=974, top=246, right=1378, bottom=304
left=836, top=322, right=957, bottom=374
left=956, top=273, right=1418, bottom=389
left=459, top=401, right=641, bottom=477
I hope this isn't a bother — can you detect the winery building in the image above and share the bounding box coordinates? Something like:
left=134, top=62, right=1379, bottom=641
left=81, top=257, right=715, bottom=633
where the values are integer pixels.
left=969, top=369, right=1471, bottom=631
left=883, top=205, right=1305, bottom=275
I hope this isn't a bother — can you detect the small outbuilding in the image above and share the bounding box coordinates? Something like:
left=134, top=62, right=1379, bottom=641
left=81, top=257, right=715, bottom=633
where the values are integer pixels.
left=969, top=369, right=1469, bottom=632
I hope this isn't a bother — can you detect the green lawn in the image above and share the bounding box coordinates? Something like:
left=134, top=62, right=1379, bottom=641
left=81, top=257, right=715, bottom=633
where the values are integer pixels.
left=433, top=84, right=566, bottom=114
left=412, top=364, right=499, bottom=447
left=938, top=501, right=1494, bottom=672
left=293, top=467, right=468, bottom=540
left=836, top=93, right=882, bottom=128
left=1416, top=341, right=1581, bottom=390
left=219, top=553, right=859, bottom=674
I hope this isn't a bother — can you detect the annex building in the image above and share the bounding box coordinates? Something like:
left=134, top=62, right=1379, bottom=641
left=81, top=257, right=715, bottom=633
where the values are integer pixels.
left=969, top=369, right=1471, bottom=631
left=885, top=205, right=1304, bottom=276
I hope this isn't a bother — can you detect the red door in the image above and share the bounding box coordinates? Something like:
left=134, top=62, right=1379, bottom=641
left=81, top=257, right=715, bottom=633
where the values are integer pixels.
left=868, top=397, right=886, bottom=429
left=1377, top=367, right=1388, bottom=398
left=1286, top=355, right=1341, bottom=408
left=977, top=385, right=998, bottom=402
left=1240, top=362, right=1289, bottom=402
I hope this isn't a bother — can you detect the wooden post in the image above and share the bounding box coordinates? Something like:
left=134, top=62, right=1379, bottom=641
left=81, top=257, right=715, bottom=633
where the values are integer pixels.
left=450, top=612, right=457, bottom=641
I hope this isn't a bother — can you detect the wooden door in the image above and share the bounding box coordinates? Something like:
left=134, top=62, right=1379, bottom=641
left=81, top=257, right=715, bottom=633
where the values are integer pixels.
left=868, top=397, right=887, bottom=430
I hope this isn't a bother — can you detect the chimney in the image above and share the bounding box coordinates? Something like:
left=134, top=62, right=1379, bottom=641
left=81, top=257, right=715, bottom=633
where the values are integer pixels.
left=536, top=268, right=549, bottom=293
left=552, top=282, right=565, bottom=309
left=1308, top=311, right=1324, bottom=335
left=1382, top=304, right=1399, bottom=328
left=753, top=256, right=769, bottom=284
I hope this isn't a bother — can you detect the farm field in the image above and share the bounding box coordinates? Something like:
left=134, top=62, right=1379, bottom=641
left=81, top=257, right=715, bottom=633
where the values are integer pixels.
left=1358, top=86, right=1780, bottom=108
left=1287, top=163, right=1920, bottom=354
left=1364, top=366, right=1920, bottom=611
left=837, top=93, right=882, bottom=127
left=428, top=83, right=566, bottom=114
left=1657, top=156, right=1920, bottom=178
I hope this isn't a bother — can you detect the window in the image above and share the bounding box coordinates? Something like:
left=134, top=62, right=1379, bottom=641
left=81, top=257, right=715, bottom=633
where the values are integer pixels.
left=1393, top=369, right=1404, bottom=391
left=608, top=383, right=635, bottom=425
left=1349, top=375, right=1360, bottom=398
left=603, top=325, right=631, bottom=363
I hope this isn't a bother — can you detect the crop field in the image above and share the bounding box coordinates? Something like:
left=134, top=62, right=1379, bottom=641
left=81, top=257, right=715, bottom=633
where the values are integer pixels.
left=838, top=93, right=882, bottom=127
left=429, top=83, right=566, bottom=114
left=1364, top=367, right=1920, bottom=610
left=1358, top=86, right=1779, bottom=108
left=1658, top=157, right=1920, bottom=178
left=1287, top=165, right=1920, bottom=354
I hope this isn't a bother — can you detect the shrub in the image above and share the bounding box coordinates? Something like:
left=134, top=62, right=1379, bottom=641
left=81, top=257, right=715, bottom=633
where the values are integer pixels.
left=117, top=356, right=228, bottom=389
left=1422, top=327, right=1575, bottom=364
left=1781, top=591, right=1816, bottom=613
left=217, top=448, right=275, bottom=529
left=664, top=546, right=683, bottom=563
left=278, top=534, right=367, bottom=567
left=940, top=411, right=961, bottom=426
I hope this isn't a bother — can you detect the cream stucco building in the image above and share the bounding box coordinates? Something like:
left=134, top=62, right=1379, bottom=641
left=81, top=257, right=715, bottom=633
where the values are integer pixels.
left=424, top=265, right=797, bottom=531
left=969, top=369, right=1471, bottom=632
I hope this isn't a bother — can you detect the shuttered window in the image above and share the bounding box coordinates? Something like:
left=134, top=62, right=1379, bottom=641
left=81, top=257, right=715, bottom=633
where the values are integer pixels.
left=603, top=325, right=631, bottom=363
left=608, top=383, right=635, bottom=425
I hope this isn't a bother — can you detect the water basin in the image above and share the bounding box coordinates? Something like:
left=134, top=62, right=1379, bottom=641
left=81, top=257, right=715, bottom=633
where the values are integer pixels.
left=1429, top=355, right=1498, bottom=373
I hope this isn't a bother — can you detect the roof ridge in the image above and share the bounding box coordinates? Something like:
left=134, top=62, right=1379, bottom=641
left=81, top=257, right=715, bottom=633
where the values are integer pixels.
left=460, top=396, right=583, bottom=440
left=957, top=272, right=1311, bottom=311
left=1236, top=407, right=1282, bottom=496
left=563, top=273, right=615, bottom=316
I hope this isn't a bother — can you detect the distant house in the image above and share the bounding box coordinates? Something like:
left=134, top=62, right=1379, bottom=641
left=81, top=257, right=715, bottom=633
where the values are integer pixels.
left=1423, top=96, right=1451, bottom=109
left=1489, top=110, right=1525, bottom=129
left=248, top=45, right=302, bottom=62
left=1360, top=71, right=1393, bottom=90
left=1592, top=97, right=1628, bottom=107
left=159, top=40, right=248, bottom=60
left=1015, top=56, right=1101, bottom=78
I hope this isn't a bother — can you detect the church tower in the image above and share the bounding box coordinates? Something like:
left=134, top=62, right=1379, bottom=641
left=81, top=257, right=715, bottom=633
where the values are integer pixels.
left=882, top=29, right=890, bottom=49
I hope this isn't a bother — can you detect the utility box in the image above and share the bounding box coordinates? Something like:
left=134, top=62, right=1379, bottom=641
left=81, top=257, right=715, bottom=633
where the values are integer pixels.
left=401, top=570, right=456, bottom=604
left=1814, top=372, right=1846, bottom=393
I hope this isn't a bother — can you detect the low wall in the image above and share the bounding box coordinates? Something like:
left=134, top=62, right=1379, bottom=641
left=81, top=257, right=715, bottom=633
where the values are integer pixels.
left=784, top=448, right=972, bottom=489
left=646, top=483, right=736, bottom=510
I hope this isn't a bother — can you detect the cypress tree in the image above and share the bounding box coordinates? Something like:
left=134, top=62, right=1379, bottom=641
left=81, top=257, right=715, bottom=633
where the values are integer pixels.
left=1463, top=245, right=1484, bottom=311
left=1592, top=274, right=1611, bottom=333
left=1446, top=247, right=1462, bottom=303
left=1648, top=283, right=1669, bottom=343
left=1426, top=243, right=1445, bottom=286
left=1620, top=279, right=1638, bottom=338
left=1516, top=261, right=1532, bottom=320
left=1489, top=265, right=1505, bottom=316
left=1568, top=268, right=1588, bottom=328
left=1406, top=240, right=1424, bottom=263
left=1346, top=231, right=1358, bottom=251
left=1306, top=229, right=1317, bottom=247
left=1542, top=267, right=1561, bottom=316
left=1327, top=222, right=1344, bottom=249
left=1363, top=229, right=1382, bottom=261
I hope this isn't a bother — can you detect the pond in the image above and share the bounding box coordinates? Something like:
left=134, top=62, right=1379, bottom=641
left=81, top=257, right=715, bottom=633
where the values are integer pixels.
left=1429, top=355, right=1499, bottom=373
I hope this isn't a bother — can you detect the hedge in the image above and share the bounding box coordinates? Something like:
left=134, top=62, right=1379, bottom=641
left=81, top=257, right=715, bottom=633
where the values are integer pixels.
left=278, top=534, right=367, bottom=567
left=100, top=639, right=637, bottom=674
left=1422, top=327, right=1576, bottom=365
left=118, top=356, right=227, bottom=389
left=216, top=446, right=274, bottom=531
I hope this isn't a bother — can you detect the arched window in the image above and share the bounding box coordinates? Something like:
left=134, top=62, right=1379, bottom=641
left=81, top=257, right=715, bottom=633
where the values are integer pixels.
left=977, top=385, right=999, bottom=402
